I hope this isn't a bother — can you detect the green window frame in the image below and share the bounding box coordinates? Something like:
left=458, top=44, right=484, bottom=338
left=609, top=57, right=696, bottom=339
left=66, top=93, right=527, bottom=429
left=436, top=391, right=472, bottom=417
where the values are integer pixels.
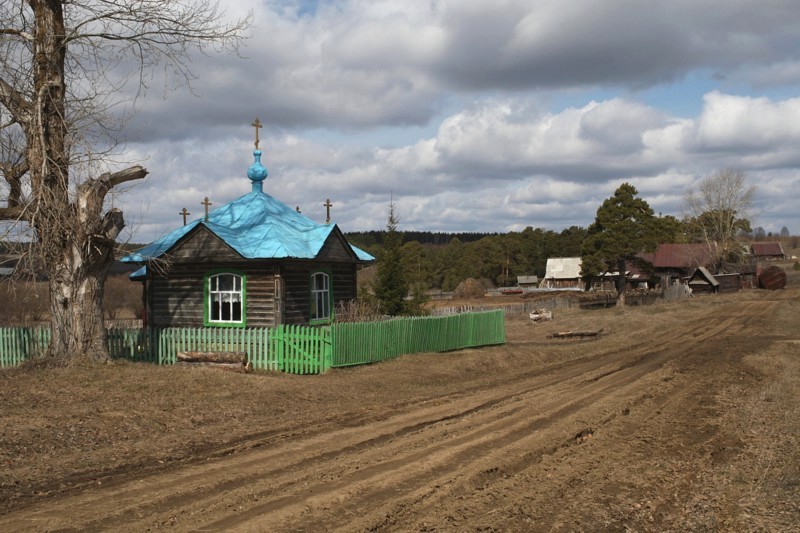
left=204, top=270, right=246, bottom=327
left=310, top=270, right=333, bottom=324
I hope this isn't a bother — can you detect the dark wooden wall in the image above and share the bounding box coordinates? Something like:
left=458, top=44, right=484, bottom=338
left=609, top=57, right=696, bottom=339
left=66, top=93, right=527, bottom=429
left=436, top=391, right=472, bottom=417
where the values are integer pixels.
left=144, top=225, right=362, bottom=327
left=148, top=262, right=277, bottom=328
left=279, top=261, right=357, bottom=325
left=147, top=260, right=358, bottom=328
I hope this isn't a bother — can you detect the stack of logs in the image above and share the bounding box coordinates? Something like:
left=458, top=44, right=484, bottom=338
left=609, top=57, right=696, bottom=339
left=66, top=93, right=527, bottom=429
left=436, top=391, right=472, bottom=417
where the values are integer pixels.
left=176, top=351, right=252, bottom=372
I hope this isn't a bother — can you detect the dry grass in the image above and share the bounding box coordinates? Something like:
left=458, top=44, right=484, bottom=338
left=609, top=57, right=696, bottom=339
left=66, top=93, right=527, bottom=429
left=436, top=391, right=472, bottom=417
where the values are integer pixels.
left=712, top=341, right=800, bottom=531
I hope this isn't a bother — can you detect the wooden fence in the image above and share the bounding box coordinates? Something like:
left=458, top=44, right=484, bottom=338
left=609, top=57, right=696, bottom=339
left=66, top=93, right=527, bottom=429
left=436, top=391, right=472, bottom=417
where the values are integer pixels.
left=272, top=324, right=331, bottom=374
left=1, top=311, right=506, bottom=374
left=331, top=310, right=505, bottom=367
left=0, top=327, right=50, bottom=368
left=107, top=327, right=278, bottom=369
left=431, top=291, right=665, bottom=317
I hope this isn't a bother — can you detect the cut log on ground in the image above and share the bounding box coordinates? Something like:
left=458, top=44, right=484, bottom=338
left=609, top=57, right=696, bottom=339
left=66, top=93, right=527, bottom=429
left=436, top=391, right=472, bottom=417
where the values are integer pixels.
left=549, top=329, right=604, bottom=339
left=175, top=361, right=252, bottom=373
left=176, top=351, right=248, bottom=364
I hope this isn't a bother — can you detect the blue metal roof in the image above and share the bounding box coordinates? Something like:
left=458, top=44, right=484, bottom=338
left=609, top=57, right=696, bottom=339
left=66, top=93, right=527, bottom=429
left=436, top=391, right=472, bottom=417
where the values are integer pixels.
left=122, top=175, right=374, bottom=264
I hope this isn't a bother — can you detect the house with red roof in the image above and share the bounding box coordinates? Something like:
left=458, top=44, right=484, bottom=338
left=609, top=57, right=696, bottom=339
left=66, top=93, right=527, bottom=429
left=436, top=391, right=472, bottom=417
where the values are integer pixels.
left=750, top=242, right=785, bottom=261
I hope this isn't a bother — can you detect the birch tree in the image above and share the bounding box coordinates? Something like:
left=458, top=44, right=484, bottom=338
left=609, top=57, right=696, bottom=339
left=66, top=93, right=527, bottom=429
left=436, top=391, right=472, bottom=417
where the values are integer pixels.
left=0, top=1, right=249, bottom=360
left=685, top=169, right=755, bottom=269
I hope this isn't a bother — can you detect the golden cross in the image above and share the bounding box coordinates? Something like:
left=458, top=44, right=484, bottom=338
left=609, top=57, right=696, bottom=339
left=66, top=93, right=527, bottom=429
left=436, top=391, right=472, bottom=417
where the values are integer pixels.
left=179, top=207, right=190, bottom=226
left=323, top=198, right=333, bottom=224
left=201, top=196, right=212, bottom=220
left=251, top=117, right=262, bottom=150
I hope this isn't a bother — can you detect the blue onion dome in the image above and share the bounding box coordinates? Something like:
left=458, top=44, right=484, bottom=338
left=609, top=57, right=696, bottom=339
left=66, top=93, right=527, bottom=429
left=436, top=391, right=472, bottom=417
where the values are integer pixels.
left=247, top=149, right=268, bottom=191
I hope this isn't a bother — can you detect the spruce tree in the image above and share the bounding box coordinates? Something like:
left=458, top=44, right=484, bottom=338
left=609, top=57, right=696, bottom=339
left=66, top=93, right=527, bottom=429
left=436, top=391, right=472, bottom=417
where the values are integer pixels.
left=374, top=202, right=409, bottom=316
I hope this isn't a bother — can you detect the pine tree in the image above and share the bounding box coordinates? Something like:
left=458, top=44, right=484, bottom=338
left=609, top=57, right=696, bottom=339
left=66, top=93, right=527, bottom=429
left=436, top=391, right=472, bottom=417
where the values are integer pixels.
left=374, top=202, right=409, bottom=316
left=581, top=183, right=661, bottom=307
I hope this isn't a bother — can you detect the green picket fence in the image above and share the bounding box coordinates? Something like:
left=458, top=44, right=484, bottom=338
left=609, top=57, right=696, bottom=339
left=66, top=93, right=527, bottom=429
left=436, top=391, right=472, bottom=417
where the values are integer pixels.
left=0, top=326, right=51, bottom=367
left=330, top=309, right=506, bottom=367
left=272, top=324, right=331, bottom=374
left=107, top=327, right=278, bottom=369
left=1, top=311, right=505, bottom=373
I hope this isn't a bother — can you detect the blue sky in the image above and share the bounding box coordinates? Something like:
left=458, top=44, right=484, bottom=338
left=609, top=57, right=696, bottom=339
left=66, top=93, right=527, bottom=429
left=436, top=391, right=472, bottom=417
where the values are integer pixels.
left=108, top=0, right=800, bottom=243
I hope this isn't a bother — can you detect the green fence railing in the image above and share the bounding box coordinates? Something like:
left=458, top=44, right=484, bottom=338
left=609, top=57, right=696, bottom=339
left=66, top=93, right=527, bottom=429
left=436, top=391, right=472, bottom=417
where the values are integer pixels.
left=330, top=310, right=506, bottom=367
left=2, top=310, right=505, bottom=373
left=272, top=324, right=331, bottom=374
left=0, top=326, right=51, bottom=368
left=108, top=327, right=277, bottom=369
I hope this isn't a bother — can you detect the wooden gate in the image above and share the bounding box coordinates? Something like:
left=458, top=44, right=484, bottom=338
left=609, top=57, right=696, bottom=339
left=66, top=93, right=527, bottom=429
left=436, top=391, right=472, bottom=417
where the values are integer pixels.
left=272, top=324, right=331, bottom=374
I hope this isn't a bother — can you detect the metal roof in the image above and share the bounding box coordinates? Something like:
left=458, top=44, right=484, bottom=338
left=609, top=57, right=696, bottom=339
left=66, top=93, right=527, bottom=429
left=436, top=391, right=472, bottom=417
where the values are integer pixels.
left=751, top=242, right=784, bottom=257
left=543, top=257, right=582, bottom=279
left=122, top=151, right=374, bottom=264
left=641, top=243, right=713, bottom=269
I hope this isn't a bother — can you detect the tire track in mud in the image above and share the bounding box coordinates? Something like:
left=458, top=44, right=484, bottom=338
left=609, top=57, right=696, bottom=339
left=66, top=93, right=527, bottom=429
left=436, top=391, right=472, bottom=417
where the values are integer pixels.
left=1, top=327, right=678, bottom=532
left=203, top=298, right=783, bottom=532
left=201, top=347, right=674, bottom=532
left=0, top=293, right=784, bottom=531
left=311, top=301, right=782, bottom=532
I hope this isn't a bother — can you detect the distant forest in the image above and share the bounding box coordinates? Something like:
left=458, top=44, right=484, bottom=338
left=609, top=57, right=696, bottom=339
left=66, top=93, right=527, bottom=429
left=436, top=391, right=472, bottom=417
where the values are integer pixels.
left=345, top=231, right=500, bottom=248
left=346, top=226, right=589, bottom=290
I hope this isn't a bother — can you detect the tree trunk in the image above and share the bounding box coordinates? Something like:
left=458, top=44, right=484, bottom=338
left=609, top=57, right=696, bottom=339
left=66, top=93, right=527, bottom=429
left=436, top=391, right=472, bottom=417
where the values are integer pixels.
left=47, top=258, right=113, bottom=360
left=615, top=259, right=627, bottom=308
left=41, top=172, right=145, bottom=360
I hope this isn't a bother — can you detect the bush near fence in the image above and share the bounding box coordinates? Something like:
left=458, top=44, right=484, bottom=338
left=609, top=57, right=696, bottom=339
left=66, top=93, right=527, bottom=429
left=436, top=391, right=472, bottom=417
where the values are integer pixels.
left=1, top=310, right=506, bottom=374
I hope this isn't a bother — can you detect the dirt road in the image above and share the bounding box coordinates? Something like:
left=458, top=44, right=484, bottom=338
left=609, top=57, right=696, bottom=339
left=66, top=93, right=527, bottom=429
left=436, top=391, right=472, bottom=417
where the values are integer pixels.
left=1, top=288, right=798, bottom=531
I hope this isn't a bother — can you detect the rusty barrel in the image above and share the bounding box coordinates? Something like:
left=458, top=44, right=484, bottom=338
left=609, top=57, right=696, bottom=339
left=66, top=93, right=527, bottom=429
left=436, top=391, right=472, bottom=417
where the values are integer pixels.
left=759, top=265, right=787, bottom=290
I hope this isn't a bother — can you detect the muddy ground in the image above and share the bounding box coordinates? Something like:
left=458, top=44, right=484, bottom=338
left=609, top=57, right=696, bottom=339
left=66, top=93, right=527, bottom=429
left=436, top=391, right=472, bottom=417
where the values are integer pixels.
left=1, top=284, right=799, bottom=531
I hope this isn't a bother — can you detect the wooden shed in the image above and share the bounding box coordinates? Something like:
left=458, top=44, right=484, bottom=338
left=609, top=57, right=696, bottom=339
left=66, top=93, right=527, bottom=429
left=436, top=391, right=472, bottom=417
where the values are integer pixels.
left=714, top=273, right=741, bottom=293
left=687, top=266, right=719, bottom=294
left=123, top=143, right=373, bottom=328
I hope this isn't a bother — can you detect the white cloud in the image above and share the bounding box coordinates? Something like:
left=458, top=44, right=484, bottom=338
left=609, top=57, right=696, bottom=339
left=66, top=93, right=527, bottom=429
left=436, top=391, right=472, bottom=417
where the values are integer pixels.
left=692, top=91, right=800, bottom=152
left=102, top=1, right=800, bottom=240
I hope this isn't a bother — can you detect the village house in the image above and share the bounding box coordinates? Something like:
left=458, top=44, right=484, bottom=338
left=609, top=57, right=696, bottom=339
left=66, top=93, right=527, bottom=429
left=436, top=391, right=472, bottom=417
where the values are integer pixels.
left=639, top=243, right=714, bottom=286
left=540, top=257, right=583, bottom=290
left=750, top=242, right=786, bottom=261
left=122, top=122, right=373, bottom=328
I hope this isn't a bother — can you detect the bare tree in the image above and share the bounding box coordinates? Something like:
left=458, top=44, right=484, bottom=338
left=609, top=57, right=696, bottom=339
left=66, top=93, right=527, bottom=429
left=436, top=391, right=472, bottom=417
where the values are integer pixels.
left=0, top=1, right=249, bottom=360
left=685, top=169, right=755, bottom=270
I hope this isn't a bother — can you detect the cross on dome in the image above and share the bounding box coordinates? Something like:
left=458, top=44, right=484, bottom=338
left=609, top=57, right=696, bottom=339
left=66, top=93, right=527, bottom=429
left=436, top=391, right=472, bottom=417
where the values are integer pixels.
left=247, top=117, right=269, bottom=191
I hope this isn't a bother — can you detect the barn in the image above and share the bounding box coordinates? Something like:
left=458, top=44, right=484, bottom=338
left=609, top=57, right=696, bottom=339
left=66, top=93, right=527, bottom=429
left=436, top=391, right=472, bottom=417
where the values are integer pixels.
left=122, top=140, right=373, bottom=328
left=751, top=242, right=786, bottom=261
left=540, top=257, right=583, bottom=290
